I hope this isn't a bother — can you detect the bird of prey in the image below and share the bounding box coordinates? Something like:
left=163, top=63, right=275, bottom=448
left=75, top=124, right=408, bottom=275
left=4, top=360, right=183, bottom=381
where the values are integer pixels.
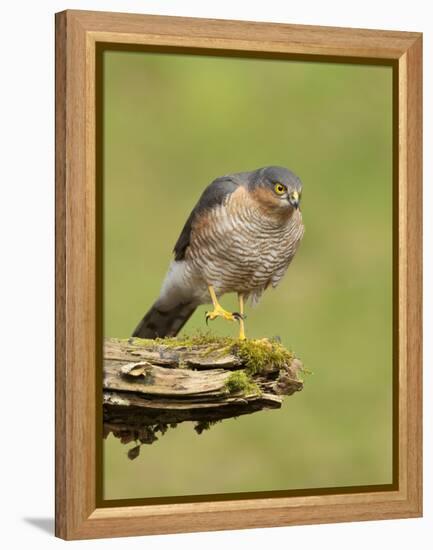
left=133, top=166, right=304, bottom=340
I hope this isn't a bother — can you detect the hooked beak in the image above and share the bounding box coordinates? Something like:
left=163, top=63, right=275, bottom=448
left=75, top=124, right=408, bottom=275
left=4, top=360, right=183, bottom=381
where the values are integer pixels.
left=288, top=191, right=300, bottom=209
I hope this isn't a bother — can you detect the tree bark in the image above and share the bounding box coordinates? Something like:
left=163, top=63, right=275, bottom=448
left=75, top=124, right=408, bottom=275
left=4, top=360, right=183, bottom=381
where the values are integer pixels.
left=103, top=337, right=304, bottom=455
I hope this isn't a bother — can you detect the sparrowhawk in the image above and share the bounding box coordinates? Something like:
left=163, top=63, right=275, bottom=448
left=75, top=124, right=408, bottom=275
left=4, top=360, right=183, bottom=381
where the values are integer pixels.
left=133, top=166, right=304, bottom=340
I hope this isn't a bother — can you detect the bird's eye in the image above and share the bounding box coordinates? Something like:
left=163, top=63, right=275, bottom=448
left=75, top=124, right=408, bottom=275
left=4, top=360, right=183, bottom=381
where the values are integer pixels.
left=274, top=183, right=286, bottom=195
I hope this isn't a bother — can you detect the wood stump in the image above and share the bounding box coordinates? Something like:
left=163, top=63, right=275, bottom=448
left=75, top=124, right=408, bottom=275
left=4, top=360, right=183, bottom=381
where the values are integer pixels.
left=103, top=336, right=305, bottom=458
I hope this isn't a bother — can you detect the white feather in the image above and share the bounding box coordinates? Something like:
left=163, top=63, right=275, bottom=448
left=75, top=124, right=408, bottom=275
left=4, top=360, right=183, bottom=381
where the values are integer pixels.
left=158, top=260, right=209, bottom=308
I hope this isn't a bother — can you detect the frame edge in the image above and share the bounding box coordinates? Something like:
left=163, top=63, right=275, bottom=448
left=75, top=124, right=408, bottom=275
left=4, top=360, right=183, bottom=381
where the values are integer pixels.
left=405, top=34, right=423, bottom=518
left=54, top=10, right=423, bottom=539
left=54, top=10, right=67, bottom=540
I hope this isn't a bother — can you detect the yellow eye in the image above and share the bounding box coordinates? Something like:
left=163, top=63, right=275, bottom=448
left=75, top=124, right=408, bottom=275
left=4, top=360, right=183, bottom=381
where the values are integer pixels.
left=274, top=183, right=286, bottom=195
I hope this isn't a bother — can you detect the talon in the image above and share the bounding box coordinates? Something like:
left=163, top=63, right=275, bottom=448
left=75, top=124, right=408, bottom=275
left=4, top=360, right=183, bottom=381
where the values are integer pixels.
left=205, top=311, right=218, bottom=323
left=204, top=307, right=238, bottom=323
left=233, top=312, right=247, bottom=321
left=205, top=286, right=247, bottom=333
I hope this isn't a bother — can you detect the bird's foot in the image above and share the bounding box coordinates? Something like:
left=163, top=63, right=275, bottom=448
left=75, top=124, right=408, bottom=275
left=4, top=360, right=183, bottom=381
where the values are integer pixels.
left=205, top=306, right=244, bottom=324
left=238, top=326, right=246, bottom=341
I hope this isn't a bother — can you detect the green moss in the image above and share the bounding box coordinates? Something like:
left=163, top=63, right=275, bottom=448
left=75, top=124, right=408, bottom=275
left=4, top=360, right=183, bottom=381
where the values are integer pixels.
left=126, top=331, right=233, bottom=350
left=121, top=333, right=294, bottom=377
left=224, top=370, right=260, bottom=396
left=231, top=338, right=293, bottom=375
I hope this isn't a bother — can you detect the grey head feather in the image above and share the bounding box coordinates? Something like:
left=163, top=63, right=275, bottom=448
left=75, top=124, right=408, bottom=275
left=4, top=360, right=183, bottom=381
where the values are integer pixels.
left=248, top=166, right=303, bottom=192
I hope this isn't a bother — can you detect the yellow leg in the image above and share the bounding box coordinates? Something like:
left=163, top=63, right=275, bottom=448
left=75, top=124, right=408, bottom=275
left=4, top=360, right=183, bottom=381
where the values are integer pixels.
left=206, top=285, right=240, bottom=323
left=238, top=294, right=246, bottom=340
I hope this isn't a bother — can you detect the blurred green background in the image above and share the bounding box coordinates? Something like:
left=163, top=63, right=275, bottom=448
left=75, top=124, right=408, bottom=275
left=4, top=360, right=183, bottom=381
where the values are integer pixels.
left=102, top=51, right=393, bottom=500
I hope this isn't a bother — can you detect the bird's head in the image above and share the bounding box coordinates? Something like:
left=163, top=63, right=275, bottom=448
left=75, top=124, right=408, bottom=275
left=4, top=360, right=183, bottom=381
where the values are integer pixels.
left=249, top=166, right=303, bottom=213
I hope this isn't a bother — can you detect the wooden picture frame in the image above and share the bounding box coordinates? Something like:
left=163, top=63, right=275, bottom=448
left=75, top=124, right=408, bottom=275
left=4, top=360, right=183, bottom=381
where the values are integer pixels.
left=55, top=9, right=422, bottom=540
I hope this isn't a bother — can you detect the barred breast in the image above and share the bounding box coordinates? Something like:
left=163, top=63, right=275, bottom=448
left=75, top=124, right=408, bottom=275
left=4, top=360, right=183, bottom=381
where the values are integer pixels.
left=185, top=186, right=304, bottom=304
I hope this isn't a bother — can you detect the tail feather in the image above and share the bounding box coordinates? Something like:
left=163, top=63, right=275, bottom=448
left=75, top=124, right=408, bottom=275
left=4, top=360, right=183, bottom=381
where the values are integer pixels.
left=132, top=301, right=197, bottom=339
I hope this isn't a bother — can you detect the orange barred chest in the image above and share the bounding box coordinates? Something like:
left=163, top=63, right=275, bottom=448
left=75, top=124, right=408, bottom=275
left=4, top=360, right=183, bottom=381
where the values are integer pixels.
left=187, top=187, right=304, bottom=295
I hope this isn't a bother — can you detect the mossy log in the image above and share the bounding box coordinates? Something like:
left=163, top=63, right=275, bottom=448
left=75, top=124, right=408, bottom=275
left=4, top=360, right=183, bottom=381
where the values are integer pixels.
left=103, top=336, right=305, bottom=457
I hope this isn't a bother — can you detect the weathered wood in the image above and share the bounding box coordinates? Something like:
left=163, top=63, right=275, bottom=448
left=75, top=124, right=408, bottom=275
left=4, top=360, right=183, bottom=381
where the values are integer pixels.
left=103, top=337, right=304, bottom=452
